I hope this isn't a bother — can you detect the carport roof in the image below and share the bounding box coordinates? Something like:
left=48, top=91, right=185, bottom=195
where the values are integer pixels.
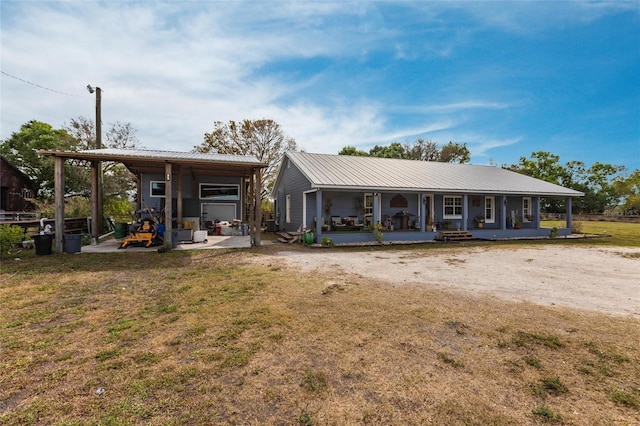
left=37, top=148, right=267, bottom=176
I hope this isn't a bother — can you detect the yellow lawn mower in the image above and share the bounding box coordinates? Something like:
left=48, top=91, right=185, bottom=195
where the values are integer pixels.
left=118, top=207, right=164, bottom=248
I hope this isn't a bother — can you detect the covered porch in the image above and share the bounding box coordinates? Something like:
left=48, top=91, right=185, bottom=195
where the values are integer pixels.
left=303, top=190, right=576, bottom=244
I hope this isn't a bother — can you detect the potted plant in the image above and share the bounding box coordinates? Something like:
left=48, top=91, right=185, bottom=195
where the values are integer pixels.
left=474, top=215, right=485, bottom=229
left=513, top=211, right=521, bottom=229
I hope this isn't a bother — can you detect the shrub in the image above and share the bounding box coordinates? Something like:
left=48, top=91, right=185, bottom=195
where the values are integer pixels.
left=320, top=237, right=333, bottom=247
left=571, top=221, right=583, bottom=234
left=0, top=224, right=25, bottom=257
left=372, top=223, right=384, bottom=243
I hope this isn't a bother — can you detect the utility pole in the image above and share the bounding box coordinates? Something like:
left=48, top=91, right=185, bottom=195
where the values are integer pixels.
left=87, top=85, right=104, bottom=242
left=95, top=87, right=103, bottom=238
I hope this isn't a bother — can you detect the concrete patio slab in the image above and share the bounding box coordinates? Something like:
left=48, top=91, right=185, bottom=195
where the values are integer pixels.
left=80, top=235, right=252, bottom=253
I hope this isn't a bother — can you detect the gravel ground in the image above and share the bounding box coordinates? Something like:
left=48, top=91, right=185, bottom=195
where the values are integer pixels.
left=253, top=245, right=640, bottom=318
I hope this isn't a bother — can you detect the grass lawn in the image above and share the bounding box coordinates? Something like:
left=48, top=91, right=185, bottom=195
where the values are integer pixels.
left=1, top=224, right=639, bottom=425
left=542, top=219, right=640, bottom=247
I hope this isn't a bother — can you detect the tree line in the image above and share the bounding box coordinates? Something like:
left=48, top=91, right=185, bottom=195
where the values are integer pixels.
left=337, top=139, right=638, bottom=215
left=339, top=139, right=471, bottom=163
left=1, top=118, right=638, bottom=217
left=505, top=151, right=638, bottom=214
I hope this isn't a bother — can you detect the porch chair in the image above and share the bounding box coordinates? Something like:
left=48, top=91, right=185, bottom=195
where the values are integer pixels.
left=331, top=216, right=344, bottom=230
left=349, top=216, right=364, bottom=229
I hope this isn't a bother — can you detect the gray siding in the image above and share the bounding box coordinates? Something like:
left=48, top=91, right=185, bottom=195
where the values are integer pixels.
left=141, top=174, right=243, bottom=220
left=273, top=158, right=312, bottom=232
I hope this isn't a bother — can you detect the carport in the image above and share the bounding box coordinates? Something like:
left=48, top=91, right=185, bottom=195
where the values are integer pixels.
left=37, top=148, right=267, bottom=253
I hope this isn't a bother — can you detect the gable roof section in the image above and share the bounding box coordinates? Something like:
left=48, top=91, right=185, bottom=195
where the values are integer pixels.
left=279, top=152, right=583, bottom=197
left=1, top=156, right=35, bottom=187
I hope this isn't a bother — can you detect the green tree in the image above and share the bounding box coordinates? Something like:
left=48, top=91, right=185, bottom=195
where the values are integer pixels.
left=338, top=146, right=369, bottom=156
left=0, top=120, right=79, bottom=198
left=338, top=139, right=470, bottom=163
left=613, top=170, right=640, bottom=213
left=506, top=151, right=567, bottom=184
left=505, top=151, right=570, bottom=212
left=196, top=119, right=297, bottom=197
left=62, top=117, right=139, bottom=199
left=507, top=152, right=626, bottom=213
left=404, top=138, right=440, bottom=161
left=369, top=142, right=406, bottom=159
left=439, top=141, right=470, bottom=164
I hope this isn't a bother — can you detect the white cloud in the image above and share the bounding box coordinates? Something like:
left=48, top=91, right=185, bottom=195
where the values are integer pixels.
left=1, top=1, right=636, bottom=173
left=445, top=0, right=638, bottom=35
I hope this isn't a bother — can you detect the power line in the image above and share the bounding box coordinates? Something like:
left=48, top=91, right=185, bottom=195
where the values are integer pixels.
left=1, top=70, right=85, bottom=98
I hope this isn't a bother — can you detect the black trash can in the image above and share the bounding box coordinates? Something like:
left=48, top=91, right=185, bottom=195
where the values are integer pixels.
left=33, top=234, right=53, bottom=256
left=63, top=234, right=82, bottom=254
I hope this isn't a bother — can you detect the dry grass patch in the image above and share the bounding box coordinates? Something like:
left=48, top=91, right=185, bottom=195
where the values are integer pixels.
left=1, top=247, right=639, bottom=425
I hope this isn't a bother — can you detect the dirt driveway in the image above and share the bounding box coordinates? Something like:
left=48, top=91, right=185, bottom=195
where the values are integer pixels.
left=254, top=245, right=640, bottom=318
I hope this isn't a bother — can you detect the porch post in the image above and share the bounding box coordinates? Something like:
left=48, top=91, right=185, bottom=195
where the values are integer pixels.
left=373, top=193, right=379, bottom=225
left=535, top=197, right=541, bottom=230
left=316, top=190, right=323, bottom=241
left=54, top=156, right=65, bottom=253
left=420, top=193, right=426, bottom=232
left=462, top=194, right=468, bottom=231
left=501, top=195, right=507, bottom=230
left=249, top=172, right=255, bottom=243
left=135, top=174, right=142, bottom=211
left=255, top=168, right=262, bottom=246
left=164, top=162, right=173, bottom=250
left=91, top=161, right=99, bottom=244
left=302, top=192, right=307, bottom=229
left=566, top=197, right=572, bottom=231
left=176, top=165, right=183, bottom=227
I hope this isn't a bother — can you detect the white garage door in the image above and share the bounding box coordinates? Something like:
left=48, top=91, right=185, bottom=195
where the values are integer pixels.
left=201, top=203, right=236, bottom=223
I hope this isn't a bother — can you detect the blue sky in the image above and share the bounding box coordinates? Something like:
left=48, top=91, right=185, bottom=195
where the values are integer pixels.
left=1, top=1, right=638, bottom=171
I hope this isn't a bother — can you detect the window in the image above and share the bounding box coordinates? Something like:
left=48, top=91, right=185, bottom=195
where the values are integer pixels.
left=199, top=184, right=239, bottom=200
left=443, top=196, right=462, bottom=219
left=150, top=181, right=165, bottom=197
left=522, top=197, right=532, bottom=222
left=485, top=196, right=495, bottom=223
left=285, top=195, right=291, bottom=223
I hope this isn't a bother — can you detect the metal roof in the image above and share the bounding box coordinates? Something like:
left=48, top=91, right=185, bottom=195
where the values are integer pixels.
left=282, top=152, right=584, bottom=197
left=38, top=148, right=266, bottom=176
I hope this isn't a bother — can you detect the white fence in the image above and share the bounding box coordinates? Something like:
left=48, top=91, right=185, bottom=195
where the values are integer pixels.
left=0, top=211, right=40, bottom=222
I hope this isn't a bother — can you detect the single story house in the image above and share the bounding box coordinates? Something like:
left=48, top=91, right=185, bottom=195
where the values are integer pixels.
left=37, top=148, right=266, bottom=252
left=272, top=152, right=584, bottom=244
